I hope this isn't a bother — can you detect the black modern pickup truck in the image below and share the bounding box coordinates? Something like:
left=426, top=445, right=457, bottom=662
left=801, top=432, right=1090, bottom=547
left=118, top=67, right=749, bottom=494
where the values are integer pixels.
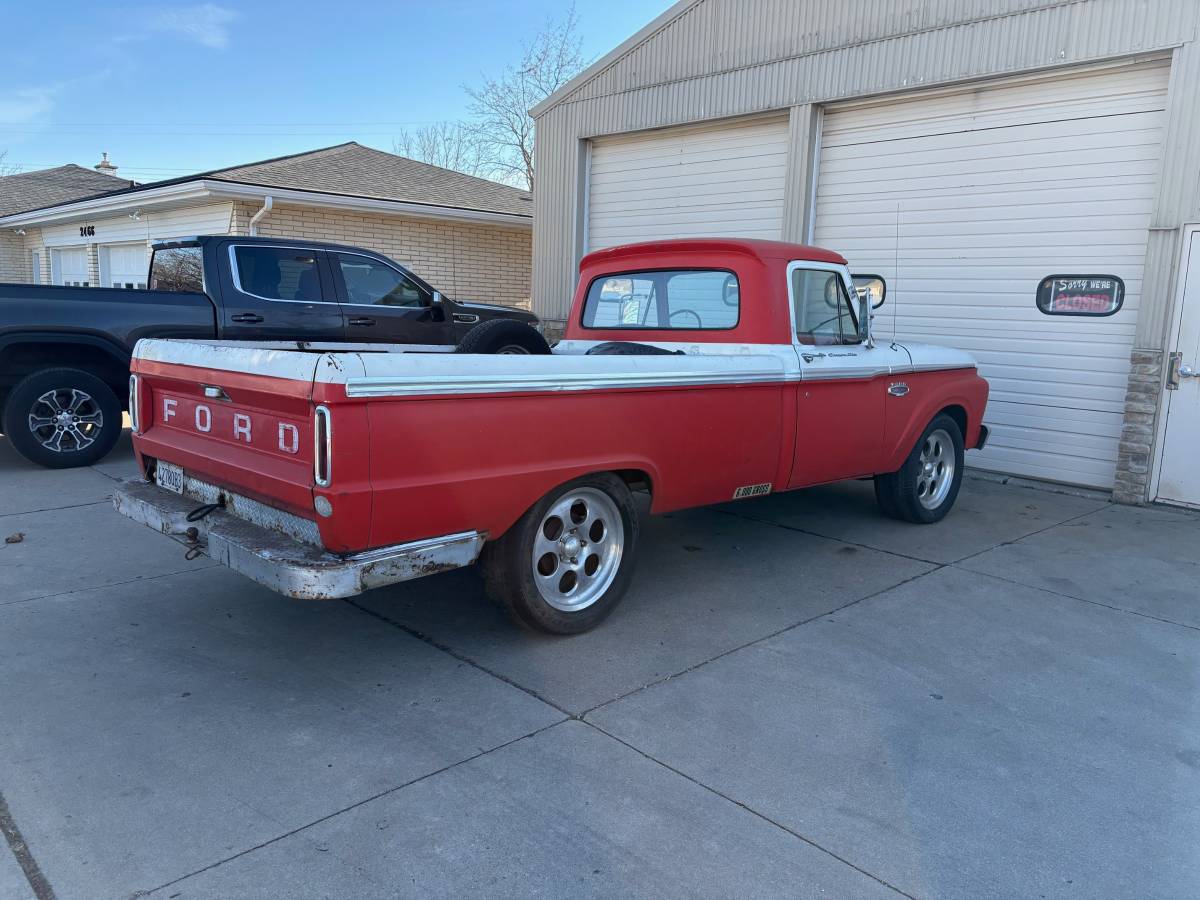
left=0, top=235, right=542, bottom=469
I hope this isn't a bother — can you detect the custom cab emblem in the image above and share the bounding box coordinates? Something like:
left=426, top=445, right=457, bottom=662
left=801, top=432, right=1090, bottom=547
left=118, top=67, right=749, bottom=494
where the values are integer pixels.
left=887, top=382, right=910, bottom=397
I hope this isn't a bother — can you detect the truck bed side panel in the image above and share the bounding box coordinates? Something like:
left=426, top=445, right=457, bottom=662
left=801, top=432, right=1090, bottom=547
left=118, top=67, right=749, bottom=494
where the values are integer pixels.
left=363, top=382, right=785, bottom=548
left=0, top=284, right=217, bottom=350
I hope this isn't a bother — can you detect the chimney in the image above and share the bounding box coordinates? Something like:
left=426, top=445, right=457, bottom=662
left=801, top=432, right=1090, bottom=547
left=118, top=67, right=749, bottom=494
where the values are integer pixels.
left=94, top=152, right=119, bottom=177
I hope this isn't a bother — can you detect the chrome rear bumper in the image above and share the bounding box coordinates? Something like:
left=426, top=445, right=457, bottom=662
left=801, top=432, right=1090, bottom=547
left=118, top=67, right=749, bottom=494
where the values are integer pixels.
left=113, top=478, right=485, bottom=600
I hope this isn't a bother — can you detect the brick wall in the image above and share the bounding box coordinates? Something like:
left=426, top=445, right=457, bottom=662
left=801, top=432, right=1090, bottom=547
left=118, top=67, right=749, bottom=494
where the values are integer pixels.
left=232, top=202, right=532, bottom=308
left=0, top=232, right=24, bottom=282
left=1113, top=349, right=1164, bottom=505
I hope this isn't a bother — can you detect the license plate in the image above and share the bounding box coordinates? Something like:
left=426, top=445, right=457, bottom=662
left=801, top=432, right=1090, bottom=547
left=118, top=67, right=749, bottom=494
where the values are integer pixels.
left=156, top=461, right=185, bottom=495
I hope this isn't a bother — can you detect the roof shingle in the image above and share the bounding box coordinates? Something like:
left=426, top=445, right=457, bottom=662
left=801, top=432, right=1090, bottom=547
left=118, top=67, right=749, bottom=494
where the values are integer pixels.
left=0, top=164, right=133, bottom=217
left=203, top=142, right=531, bottom=217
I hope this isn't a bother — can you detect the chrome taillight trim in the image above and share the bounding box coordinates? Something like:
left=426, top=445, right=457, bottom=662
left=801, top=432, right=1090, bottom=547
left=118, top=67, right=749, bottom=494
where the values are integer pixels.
left=128, top=374, right=140, bottom=434
left=314, top=405, right=332, bottom=487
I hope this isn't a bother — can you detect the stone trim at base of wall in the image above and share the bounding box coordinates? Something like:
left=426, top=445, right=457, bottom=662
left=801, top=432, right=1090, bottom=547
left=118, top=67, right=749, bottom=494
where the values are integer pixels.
left=1113, top=349, right=1165, bottom=506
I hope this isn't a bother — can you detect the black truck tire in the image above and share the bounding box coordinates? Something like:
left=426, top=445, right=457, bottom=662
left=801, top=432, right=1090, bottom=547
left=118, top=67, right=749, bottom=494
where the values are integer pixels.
left=480, top=473, right=640, bottom=634
left=456, top=319, right=551, bottom=355
left=874, top=413, right=965, bottom=524
left=3, top=368, right=123, bottom=469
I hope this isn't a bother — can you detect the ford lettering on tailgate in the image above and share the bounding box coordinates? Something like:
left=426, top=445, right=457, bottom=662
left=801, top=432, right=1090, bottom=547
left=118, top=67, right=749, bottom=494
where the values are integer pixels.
left=158, top=394, right=306, bottom=456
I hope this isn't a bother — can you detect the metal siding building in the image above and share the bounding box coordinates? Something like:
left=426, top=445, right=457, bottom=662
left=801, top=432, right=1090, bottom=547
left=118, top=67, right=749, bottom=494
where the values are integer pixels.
left=531, top=0, right=1200, bottom=504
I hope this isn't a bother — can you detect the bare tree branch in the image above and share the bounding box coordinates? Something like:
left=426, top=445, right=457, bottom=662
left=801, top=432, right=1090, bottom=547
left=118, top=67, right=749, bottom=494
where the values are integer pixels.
left=0, top=150, right=20, bottom=177
left=464, top=4, right=585, bottom=191
left=392, top=122, right=493, bottom=179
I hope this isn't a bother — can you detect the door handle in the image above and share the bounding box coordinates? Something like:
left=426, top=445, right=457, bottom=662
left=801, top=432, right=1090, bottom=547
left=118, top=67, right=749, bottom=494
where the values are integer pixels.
left=231, top=313, right=264, bottom=324
left=348, top=317, right=376, bottom=327
left=1166, top=352, right=1197, bottom=390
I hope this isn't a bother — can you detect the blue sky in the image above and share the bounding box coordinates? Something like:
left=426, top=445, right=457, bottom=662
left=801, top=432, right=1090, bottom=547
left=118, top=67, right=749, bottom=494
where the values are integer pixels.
left=1, top=1, right=674, bottom=182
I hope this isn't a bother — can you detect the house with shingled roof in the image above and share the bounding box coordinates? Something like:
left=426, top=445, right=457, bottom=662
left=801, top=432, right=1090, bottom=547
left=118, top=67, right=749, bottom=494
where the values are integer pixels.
left=0, top=142, right=531, bottom=307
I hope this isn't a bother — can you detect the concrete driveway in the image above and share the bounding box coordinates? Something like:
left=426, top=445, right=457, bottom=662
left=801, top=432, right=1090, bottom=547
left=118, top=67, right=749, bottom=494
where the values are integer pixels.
left=1, top=433, right=1197, bottom=899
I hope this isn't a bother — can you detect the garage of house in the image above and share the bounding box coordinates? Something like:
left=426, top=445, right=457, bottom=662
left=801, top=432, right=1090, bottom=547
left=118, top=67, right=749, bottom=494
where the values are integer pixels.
left=1, top=142, right=533, bottom=309
left=531, top=0, right=1200, bottom=508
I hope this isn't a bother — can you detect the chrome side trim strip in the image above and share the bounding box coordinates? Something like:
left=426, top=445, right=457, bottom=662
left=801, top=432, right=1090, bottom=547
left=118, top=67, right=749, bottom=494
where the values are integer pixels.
left=345, top=370, right=800, bottom=398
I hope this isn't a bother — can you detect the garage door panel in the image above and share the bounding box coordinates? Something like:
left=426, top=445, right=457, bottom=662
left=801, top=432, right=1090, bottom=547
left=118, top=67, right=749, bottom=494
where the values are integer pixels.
left=588, top=117, right=787, bottom=252
left=816, top=61, right=1169, bottom=489
left=821, top=60, right=1169, bottom=144
left=821, top=116, right=1164, bottom=166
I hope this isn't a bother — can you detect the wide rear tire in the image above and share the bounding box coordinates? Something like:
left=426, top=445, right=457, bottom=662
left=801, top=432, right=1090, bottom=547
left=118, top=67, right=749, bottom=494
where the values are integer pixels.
left=480, top=473, right=639, bottom=634
left=3, top=368, right=122, bottom=469
left=456, top=319, right=551, bottom=355
left=874, top=414, right=965, bottom=524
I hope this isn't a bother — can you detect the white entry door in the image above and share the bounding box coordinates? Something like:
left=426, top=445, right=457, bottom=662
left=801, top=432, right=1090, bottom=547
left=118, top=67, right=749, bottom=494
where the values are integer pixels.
left=1156, top=229, right=1200, bottom=507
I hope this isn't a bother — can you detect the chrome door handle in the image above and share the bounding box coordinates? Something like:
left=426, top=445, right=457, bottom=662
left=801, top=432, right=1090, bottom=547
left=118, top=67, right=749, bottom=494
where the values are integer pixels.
left=231, top=313, right=264, bottom=324
left=348, top=317, right=376, bottom=327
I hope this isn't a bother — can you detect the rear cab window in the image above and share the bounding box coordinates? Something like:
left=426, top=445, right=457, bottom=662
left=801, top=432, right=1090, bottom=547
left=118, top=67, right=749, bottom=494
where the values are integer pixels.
left=581, top=269, right=739, bottom=330
left=149, top=246, right=204, bottom=293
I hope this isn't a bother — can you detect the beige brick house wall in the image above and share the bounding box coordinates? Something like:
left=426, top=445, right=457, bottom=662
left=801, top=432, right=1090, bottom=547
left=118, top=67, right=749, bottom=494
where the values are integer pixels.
left=0, top=232, right=24, bottom=282
left=231, top=202, right=532, bottom=308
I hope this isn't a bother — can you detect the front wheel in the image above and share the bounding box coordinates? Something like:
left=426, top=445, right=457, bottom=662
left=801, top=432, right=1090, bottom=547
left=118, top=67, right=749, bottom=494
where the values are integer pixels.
left=480, top=473, right=639, bottom=634
left=874, top=414, right=965, bottom=524
left=456, top=319, right=551, bottom=355
left=3, top=368, right=122, bottom=469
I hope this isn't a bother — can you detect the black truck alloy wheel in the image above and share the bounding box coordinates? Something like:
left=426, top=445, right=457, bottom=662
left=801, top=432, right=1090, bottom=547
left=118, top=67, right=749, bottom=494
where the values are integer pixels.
left=3, top=368, right=122, bottom=469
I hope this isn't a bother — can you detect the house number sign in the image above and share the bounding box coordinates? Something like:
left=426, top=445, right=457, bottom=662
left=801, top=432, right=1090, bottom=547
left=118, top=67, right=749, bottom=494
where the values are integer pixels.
left=79, top=225, right=96, bottom=237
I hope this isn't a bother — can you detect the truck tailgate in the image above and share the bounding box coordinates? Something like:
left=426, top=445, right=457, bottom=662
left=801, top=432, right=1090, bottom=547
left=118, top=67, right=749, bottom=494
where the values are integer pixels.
left=131, top=340, right=326, bottom=523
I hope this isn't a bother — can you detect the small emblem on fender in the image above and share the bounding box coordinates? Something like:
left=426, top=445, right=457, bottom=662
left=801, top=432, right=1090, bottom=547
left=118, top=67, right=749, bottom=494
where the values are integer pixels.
left=888, top=382, right=910, bottom=397
left=733, top=483, right=772, bottom=500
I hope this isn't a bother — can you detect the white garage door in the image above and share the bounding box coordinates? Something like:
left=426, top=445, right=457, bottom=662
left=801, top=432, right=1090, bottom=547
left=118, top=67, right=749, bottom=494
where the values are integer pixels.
left=814, top=60, right=1169, bottom=488
left=100, top=243, right=149, bottom=289
left=588, top=116, right=789, bottom=251
left=51, top=247, right=90, bottom=286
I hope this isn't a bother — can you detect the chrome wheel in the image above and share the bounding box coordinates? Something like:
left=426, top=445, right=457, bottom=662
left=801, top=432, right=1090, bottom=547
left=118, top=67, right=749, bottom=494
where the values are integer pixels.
left=917, top=428, right=954, bottom=510
left=531, top=487, right=624, bottom=613
left=27, top=388, right=104, bottom=453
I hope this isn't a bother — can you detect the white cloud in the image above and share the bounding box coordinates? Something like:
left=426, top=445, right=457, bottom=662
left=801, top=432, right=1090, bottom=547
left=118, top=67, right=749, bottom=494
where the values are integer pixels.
left=145, top=4, right=238, bottom=50
left=0, top=87, right=55, bottom=125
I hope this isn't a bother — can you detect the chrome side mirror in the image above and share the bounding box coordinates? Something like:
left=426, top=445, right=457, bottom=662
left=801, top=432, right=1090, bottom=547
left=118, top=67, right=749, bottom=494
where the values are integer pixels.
left=853, top=274, right=887, bottom=309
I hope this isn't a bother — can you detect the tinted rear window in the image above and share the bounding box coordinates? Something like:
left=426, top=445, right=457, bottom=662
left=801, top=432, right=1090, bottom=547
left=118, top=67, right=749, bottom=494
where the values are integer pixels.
left=581, top=269, right=739, bottom=330
left=149, top=247, right=204, bottom=293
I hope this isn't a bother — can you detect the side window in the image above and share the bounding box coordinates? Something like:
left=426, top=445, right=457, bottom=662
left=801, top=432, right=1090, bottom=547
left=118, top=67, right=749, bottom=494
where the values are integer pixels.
left=335, top=253, right=430, bottom=308
left=582, top=269, right=739, bottom=330
left=233, top=246, right=325, bottom=302
left=791, top=268, right=862, bottom=346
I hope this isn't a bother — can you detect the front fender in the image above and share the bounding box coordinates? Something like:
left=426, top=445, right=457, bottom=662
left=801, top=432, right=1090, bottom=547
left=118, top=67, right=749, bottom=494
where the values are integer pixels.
left=881, top=368, right=989, bottom=472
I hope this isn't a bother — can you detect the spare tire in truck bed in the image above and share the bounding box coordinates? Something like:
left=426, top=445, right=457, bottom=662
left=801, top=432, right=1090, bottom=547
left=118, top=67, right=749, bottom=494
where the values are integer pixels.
left=456, top=319, right=552, bottom=355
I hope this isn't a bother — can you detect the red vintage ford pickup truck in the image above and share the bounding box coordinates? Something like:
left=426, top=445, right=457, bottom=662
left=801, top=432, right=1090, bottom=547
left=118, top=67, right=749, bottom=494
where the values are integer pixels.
left=115, top=239, right=989, bottom=633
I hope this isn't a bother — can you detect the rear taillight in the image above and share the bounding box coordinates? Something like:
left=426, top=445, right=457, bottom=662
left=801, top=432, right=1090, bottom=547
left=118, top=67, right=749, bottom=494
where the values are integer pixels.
left=314, top=405, right=332, bottom=486
left=129, top=374, right=140, bottom=434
